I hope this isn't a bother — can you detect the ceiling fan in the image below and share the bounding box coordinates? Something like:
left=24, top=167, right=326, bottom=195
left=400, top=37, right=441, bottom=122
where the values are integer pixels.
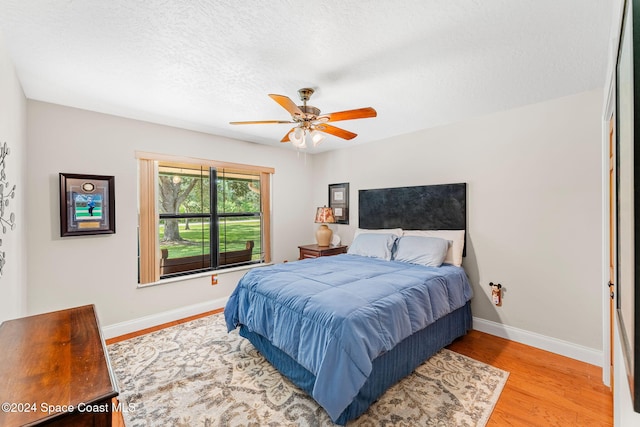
left=229, top=88, right=377, bottom=148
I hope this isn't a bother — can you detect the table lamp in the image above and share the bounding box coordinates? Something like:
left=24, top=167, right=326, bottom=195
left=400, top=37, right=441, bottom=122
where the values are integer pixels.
left=314, top=206, right=336, bottom=247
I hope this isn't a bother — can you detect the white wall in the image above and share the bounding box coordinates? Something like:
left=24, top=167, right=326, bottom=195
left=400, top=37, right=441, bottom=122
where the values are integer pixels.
left=0, top=30, right=27, bottom=323
left=26, top=101, right=314, bottom=326
left=313, top=89, right=603, bottom=354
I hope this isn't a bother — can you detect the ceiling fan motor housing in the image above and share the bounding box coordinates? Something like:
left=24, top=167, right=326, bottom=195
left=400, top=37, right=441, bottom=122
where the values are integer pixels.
left=299, top=105, right=321, bottom=117
left=296, top=88, right=320, bottom=121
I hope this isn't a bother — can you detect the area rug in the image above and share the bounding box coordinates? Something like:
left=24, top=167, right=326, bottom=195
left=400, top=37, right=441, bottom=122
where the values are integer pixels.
left=107, top=313, right=508, bottom=426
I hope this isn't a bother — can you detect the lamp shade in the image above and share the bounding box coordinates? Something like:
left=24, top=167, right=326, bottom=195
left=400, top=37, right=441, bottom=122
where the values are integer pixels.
left=315, top=206, right=336, bottom=224
left=314, top=206, right=335, bottom=247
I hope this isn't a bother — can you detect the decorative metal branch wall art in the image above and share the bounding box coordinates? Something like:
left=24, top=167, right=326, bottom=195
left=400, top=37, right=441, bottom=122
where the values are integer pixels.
left=0, top=141, right=17, bottom=277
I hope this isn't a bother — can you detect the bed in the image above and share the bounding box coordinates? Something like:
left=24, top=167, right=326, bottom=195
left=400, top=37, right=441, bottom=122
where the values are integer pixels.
left=225, top=183, right=472, bottom=424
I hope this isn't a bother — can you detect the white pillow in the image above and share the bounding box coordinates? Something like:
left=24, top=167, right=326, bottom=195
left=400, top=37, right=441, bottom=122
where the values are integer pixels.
left=347, top=233, right=397, bottom=261
left=394, top=236, right=451, bottom=267
left=354, top=228, right=403, bottom=238
left=402, top=230, right=465, bottom=266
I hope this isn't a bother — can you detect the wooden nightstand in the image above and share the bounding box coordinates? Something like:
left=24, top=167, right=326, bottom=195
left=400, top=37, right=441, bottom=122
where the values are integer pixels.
left=298, top=244, right=348, bottom=260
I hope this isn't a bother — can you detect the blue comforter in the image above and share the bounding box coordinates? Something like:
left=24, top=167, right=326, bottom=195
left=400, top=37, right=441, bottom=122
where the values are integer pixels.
left=225, top=254, right=473, bottom=422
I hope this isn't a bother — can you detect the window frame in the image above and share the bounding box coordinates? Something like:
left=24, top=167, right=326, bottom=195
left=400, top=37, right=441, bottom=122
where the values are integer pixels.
left=137, top=151, right=273, bottom=285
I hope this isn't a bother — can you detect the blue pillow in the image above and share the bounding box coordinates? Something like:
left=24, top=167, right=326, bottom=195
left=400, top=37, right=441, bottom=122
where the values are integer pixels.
left=347, top=233, right=397, bottom=261
left=393, top=236, right=451, bottom=267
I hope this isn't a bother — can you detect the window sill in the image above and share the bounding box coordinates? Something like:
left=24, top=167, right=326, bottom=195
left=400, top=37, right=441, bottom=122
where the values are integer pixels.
left=137, top=262, right=273, bottom=289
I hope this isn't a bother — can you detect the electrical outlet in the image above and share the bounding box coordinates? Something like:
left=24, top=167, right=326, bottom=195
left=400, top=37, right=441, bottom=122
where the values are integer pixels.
left=211, top=274, right=218, bottom=285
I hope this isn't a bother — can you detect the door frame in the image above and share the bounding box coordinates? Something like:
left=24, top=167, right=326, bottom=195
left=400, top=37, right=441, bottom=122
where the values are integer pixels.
left=609, top=114, right=616, bottom=388
left=603, top=75, right=616, bottom=389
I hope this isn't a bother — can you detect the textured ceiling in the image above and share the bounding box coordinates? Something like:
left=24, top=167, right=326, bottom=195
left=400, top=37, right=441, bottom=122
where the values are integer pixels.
left=0, top=0, right=612, bottom=153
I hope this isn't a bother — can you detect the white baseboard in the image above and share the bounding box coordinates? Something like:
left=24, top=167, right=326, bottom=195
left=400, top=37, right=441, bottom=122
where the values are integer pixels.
left=102, top=297, right=229, bottom=339
left=102, top=303, right=603, bottom=367
left=473, top=316, right=603, bottom=367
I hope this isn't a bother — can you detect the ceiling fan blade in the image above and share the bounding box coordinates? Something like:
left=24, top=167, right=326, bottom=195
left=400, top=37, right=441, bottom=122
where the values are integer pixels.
left=229, top=120, right=294, bottom=125
left=280, top=128, right=296, bottom=142
left=269, top=94, right=304, bottom=118
left=315, top=124, right=357, bottom=140
left=323, top=107, right=377, bottom=122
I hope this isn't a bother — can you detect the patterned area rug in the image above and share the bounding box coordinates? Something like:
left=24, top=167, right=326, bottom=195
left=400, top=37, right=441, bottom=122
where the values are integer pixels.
left=107, top=313, right=508, bottom=426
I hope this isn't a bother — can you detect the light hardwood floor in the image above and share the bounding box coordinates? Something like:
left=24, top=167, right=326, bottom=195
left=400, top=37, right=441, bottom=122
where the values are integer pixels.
left=447, top=330, right=613, bottom=426
left=109, top=312, right=613, bottom=426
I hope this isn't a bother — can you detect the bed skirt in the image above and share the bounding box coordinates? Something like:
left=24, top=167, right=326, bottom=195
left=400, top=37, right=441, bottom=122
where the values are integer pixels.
left=239, top=300, right=472, bottom=425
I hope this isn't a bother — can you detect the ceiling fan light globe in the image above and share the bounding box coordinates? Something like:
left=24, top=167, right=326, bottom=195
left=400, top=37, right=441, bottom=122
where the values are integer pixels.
left=310, top=130, right=326, bottom=146
left=293, top=138, right=307, bottom=149
left=289, top=130, right=305, bottom=147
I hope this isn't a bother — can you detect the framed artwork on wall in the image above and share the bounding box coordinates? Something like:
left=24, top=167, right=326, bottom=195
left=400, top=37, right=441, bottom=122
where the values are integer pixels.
left=329, top=183, right=349, bottom=224
left=59, top=173, right=115, bottom=237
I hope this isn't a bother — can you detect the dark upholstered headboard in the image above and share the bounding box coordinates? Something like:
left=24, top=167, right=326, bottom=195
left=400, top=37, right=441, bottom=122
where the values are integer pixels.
left=358, top=183, right=467, bottom=255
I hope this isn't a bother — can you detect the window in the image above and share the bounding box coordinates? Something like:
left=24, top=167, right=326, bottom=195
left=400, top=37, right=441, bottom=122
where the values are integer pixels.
left=137, top=152, right=273, bottom=284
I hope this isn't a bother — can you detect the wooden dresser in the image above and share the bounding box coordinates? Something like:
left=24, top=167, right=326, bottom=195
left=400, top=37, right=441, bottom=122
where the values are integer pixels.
left=0, top=305, right=119, bottom=427
left=298, top=243, right=348, bottom=260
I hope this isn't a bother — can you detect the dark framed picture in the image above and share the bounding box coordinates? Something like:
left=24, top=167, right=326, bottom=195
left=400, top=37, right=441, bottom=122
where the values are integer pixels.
left=329, top=183, right=349, bottom=224
left=59, top=173, right=115, bottom=236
